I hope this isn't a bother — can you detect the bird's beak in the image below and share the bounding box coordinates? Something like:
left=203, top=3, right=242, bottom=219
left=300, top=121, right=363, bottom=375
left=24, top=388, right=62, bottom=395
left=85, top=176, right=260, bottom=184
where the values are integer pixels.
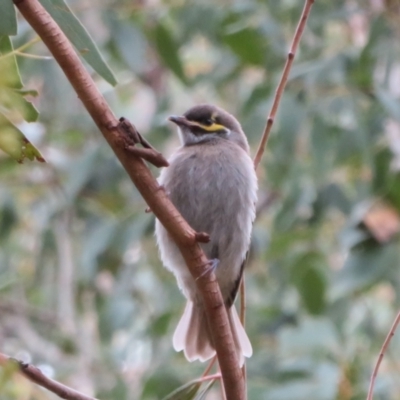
left=168, top=115, right=191, bottom=127
left=169, top=115, right=228, bottom=133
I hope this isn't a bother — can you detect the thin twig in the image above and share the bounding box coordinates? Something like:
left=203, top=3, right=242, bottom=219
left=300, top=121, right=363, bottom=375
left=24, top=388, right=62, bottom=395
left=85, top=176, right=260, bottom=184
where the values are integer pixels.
left=253, top=0, right=315, bottom=170
left=13, top=0, right=244, bottom=398
left=195, top=373, right=221, bottom=383
left=202, top=355, right=217, bottom=377
left=0, top=35, right=41, bottom=61
left=366, top=311, right=400, bottom=400
left=0, top=353, right=98, bottom=400
left=14, top=51, right=52, bottom=60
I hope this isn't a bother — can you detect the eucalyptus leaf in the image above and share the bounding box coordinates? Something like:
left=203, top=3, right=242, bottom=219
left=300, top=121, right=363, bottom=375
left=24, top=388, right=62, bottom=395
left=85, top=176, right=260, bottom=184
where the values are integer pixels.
left=0, top=198, right=18, bottom=239
left=109, top=15, right=149, bottom=74
left=0, top=113, right=45, bottom=163
left=0, top=87, right=39, bottom=122
left=291, top=252, right=326, bottom=315
left=195, top=380, right=216, bottom=400
left=0, top=35, right=22, bottom=89
left=0, top=36, right=39, bottom=121
left=142, top=372, right=183, bottom=399
left=148, top=312, right=173, bottom=338
left=0, top=1, right=17, bottom=36
left=151, top=21, right=187, bottom=85
left=162, top=379, right=201, bottom=400
left=39, top=0, right=117, bottom=85
left=331, top=241, right=398, bottom=299
left=222, top=20, right=267, bottom=66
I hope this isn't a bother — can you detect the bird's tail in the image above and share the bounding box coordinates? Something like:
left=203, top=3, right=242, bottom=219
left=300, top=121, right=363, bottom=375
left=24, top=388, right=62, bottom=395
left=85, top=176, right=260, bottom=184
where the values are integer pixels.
left=172, top=301, right=252, bottom=366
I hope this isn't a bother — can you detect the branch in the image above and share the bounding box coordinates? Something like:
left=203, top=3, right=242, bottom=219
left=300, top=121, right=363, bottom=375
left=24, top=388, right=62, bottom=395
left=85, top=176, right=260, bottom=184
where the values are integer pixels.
left=366, top=311, right=400, bottom=400
left=253, top=0, right=315, bottom=170
left=118, top=117, right=169, bottom=168
left=0, top=353, right=97, bottom=400
left=13, top=0, right=244, bottom=398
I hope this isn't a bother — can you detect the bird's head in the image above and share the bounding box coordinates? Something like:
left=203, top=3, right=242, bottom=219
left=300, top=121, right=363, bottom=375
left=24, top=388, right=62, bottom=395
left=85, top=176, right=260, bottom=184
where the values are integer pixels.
left=169, top=104, right=249, bottom=151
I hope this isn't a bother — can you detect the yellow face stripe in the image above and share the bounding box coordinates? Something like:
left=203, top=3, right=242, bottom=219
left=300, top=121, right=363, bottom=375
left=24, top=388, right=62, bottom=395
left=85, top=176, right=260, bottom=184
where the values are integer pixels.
left=190, top=121, right=227, bottom=132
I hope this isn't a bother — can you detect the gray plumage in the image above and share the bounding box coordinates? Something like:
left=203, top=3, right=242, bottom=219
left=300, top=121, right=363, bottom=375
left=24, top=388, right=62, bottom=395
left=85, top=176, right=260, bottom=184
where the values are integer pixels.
left=155, top=104, right=258, bottom=365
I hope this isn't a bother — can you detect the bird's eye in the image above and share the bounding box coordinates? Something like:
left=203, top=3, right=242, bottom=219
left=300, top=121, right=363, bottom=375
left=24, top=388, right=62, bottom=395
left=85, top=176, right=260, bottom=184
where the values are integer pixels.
left=204, top=118, right=213, bottom=126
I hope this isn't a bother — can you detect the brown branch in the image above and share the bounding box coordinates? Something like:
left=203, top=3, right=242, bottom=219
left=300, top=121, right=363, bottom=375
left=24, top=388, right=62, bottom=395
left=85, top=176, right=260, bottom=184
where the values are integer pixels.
left=13, top=0, right=244, bottom=398
left=195, top=373, right=221, bottom=383
left=202, top=355, right=217, bottom=378
left=253, top=0, right=315, bottom=170
left=117, top=117, right=169, bottom=168
left=366, top=311, right=400, bottom=400
left=0, top=353, right=97, bottom=400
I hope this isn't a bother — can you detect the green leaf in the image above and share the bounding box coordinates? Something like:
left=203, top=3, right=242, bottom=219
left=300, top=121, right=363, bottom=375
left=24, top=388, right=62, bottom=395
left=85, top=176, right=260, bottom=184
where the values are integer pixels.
left=0, top=1, right=17, bottom=36
left=0, top=87, right=39, bottom=122
left=148, top=312, right=173, bottom=338
left=222, top=21, right=267, bottom=65
left=0, top=35, right=23, bottom=89
left=142, top=371, right=182, bottom=399
left=161, top=379, right=202, bottom=400
left=314, top=184, right=351, bottom=217
left=331, top=241, right=398, bottom=299
left=109, top=15, right=149, bottom=75
left=176, top=5, right=222, bottom=40
left=39, top=0, right=117, bottom=86
left=349, top=40, right=374, bottom=91
left=291, top=252, right=326, bottom=315
left=0, top=198, right=18, bottom=239
left=195, top=381, right=215, bottom=400
left=0, top=113, right=45, bottom=163
left=0, top=36, right=39, bottom=122
left=152, top=21, right=187, bottom=84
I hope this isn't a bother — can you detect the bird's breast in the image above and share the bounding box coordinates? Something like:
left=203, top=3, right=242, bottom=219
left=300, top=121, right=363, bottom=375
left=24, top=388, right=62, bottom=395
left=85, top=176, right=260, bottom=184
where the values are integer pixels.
left=160, top=141, right=257, bottom=252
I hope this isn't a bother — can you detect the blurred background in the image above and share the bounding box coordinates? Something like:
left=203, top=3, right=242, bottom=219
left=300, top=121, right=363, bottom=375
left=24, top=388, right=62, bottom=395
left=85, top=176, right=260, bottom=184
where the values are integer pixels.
left=1, top=0, right=400, bottom=399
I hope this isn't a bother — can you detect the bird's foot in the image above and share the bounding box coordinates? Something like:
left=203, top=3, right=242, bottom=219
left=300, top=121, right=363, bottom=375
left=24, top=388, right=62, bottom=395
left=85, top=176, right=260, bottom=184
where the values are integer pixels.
left=196, top=258, right=220, bottom=281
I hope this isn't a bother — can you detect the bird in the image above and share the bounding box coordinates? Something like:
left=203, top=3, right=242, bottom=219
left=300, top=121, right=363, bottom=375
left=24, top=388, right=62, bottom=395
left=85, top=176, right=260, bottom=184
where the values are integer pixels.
left=155, top=104, right=258, bottom=366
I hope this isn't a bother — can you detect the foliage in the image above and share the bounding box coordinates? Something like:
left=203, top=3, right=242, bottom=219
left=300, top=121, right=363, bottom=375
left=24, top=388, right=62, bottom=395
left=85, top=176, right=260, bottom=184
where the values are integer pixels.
left=1, top=0, right=400, bottom=399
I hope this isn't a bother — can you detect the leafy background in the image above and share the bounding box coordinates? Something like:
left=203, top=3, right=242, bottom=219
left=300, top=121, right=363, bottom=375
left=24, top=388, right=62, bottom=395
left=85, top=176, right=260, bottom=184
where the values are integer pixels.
left=1, top=0, right=400, bottom=399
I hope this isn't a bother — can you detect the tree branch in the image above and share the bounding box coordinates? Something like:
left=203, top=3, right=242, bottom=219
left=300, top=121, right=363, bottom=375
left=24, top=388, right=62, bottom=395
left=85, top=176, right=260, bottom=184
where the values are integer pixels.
left=117, top=117, right=169, bottom=168
left=0, top=352, right=97, bottom=400
left=12, top=0, right=244, bottom=398
left=253, top=0, right=315, bottom=170
left=367, top=311, right=400, bottom=400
